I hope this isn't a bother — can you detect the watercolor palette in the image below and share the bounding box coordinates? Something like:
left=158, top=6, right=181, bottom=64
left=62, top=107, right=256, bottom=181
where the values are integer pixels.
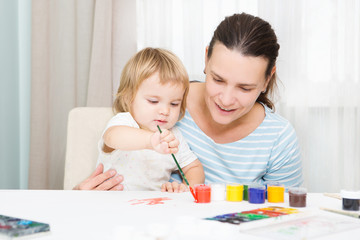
left=0, top=214, right=50, bottom=238
left=205, top=207, right=300, bottom=225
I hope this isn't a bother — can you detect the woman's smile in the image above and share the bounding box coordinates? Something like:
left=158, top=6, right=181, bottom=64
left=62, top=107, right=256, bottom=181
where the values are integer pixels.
left=215, top=102, right=236, bottom=113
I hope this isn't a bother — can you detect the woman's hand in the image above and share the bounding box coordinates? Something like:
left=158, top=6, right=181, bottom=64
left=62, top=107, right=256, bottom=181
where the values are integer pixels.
left=161, top=182, right=187, bottom=193
left=73, top=163, right=124, bottom=191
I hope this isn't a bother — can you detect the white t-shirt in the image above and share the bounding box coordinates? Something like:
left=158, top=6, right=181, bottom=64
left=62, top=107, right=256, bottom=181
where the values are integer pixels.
left=97, top=112, right=198, bottom=191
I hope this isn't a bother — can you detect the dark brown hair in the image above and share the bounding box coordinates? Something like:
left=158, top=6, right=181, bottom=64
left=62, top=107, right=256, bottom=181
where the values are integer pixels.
left=207, top=13, right=280, bottom=110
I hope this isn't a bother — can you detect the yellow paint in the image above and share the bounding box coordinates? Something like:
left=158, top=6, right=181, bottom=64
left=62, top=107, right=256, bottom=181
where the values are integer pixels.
left=226, top=184, right=243, bottom=202
left=261, top=207, right=300, bottom=214
left=267, top=185, right=285, bottom=203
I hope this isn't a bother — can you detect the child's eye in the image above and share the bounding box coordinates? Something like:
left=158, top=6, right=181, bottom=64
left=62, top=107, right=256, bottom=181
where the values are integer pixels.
left=147, top=99, right=158, bottom=104
left=170, top=102, right=181, bottom=107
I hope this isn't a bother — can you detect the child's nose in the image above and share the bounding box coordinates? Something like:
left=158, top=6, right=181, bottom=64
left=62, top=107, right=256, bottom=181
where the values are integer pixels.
left=159, top=105, right=170, bottom=115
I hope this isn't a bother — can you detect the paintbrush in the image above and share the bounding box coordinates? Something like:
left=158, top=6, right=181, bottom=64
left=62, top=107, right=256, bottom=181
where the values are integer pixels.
left=157, top=125, right=197, bottom=202
left=323, top=193, right=342, bottom=200
left=320, top=207, right=360, bottom=219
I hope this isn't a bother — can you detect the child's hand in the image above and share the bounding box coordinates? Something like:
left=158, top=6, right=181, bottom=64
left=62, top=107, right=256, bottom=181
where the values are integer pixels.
left=150, top=129, right=179, bottom=154
left=161, top=182, right=188, bottom=193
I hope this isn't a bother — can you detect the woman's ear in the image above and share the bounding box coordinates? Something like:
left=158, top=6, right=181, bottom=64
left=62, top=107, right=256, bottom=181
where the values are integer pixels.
left=204, top=46, right=209, bottom=74
left=266, top=66, right=276, bottom=87
left=262, top=66, right=276, bottom=92
left=270, top=66, right=276, bottom=77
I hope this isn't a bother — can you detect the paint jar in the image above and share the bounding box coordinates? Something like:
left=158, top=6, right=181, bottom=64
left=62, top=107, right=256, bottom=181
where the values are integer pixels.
left=248, top=184, right=265, bottom=204
left=267, top=183, right=285, bottom=203
left=226, top=183, right=243, bottom=202
left=243, top=184, right=249, bottom=201
left=210, top=183, right=226, bottom=201
left=341, top=190, right=360, bottom=211
left=289, top=187, right=307, bottom=207
left=195, top=184, right=211, bottom=203
left=264, top=181, right=279, bottom=199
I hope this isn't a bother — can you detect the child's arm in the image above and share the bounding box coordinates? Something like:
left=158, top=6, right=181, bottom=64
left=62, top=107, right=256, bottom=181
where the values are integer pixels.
left=182, top=159, right=205, bottom=186
left=103, top=126, right=179, bottom=154
left=161, top=159, right=205, bottom=192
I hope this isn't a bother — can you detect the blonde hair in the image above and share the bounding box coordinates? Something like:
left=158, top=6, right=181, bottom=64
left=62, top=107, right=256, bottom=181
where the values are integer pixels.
left=113, top=47, right=189, bottom=120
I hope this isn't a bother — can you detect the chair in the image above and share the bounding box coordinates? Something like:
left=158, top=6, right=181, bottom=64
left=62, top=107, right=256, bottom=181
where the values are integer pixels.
left=63, top=107, right=114, bottom=190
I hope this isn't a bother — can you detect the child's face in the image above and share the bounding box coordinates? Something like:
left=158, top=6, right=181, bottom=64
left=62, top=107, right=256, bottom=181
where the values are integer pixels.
left=130, top=72, right=185, bottom=132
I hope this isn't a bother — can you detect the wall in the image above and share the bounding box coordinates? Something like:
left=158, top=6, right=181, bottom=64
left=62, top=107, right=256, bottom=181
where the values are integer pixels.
left=0, top=0, right=31, bottom=189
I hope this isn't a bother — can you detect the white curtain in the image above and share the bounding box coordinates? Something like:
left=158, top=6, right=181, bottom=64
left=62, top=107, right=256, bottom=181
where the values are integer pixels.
left=137, top=0, right=360, bottom=192
left=30, top=0, right=137, bottom=189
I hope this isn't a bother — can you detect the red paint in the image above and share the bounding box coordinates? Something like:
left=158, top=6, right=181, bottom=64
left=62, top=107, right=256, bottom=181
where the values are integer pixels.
left=189, top=186, right=198, bottom=202
left=129, top=197, right=171, bottom=205
left=0, top=224, right=11, bottom=229
left=195, top=184, right=211, bottom=203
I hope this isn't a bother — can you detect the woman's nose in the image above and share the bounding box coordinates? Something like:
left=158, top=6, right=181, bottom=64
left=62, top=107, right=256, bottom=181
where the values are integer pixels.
left=220, top=87, right=235, bottom=106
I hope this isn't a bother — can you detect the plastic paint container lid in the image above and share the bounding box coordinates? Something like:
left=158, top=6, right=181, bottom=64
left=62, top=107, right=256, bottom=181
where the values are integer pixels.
left=248, top=183, right=265, bottom=190
left=289, top=187, right=307, bottom=195
left=226, top=183, right=243, bottom=190
left=265, top=181, right=280, bottom=186
left=195, top=184, right=211, bottom=191
left=341, top=190, right=360, bottom=199
left=211, top=183, right=226, bottom=190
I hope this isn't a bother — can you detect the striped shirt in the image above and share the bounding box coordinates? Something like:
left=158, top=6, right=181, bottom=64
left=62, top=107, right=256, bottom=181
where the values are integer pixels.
left=173, top=104, right=303, bottom=188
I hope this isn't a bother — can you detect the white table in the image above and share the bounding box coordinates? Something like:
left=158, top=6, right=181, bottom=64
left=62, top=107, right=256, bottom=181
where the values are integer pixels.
left=0, top=190, right=359, bottom=239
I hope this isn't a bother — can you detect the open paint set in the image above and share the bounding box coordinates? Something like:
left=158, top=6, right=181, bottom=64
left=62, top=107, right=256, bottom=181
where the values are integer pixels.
left=193, top=182, right=307, bottom=207
left=195, top=184, right=360, bottom=211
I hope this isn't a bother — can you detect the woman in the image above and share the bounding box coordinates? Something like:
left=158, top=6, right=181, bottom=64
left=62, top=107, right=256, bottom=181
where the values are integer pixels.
left=74, top=12, right=303, bottom=191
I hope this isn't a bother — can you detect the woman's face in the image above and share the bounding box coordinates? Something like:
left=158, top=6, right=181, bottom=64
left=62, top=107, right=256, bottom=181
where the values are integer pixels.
left=204, top=43, right=270, bottom=126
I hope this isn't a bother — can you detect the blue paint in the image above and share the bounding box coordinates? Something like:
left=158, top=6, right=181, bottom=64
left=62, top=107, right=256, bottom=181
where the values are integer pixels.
left=248, top=186, right=265, bottom=204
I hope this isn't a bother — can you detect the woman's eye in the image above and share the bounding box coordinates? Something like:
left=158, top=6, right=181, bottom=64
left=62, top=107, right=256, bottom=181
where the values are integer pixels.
left=241, top=88, right=251, bottom=92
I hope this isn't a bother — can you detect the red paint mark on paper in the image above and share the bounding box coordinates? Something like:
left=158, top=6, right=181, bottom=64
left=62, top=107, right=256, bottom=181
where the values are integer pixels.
left=129, top=197, right=172, bottom=205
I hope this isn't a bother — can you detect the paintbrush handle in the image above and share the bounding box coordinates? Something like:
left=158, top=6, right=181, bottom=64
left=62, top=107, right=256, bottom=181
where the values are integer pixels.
left=156, top=125, right=190, bottom=187
left=320, top=207, right=360, bottom=218
left=171, top=154, right=190, bottom=186
left=157, top=126, right=198, bottom=202
left=323, top=193, right=342, bottom=200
